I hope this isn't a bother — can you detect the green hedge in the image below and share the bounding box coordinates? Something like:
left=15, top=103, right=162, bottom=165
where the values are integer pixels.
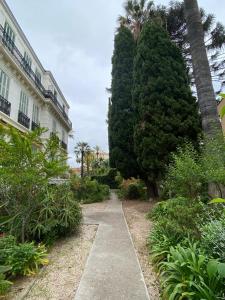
left=91, top=168, right=119, bottom=189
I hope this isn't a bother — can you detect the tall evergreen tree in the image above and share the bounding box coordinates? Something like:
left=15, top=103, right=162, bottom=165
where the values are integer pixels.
left=133, top=22, right=201, bottom=197
left=109, top=25, right=139, bottom=178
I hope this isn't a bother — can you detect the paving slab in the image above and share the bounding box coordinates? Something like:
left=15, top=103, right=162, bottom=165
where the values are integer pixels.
left=75, top=191, right=150, bottom=300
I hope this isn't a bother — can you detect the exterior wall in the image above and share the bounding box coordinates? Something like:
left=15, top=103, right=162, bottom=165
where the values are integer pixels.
left=0, top=0, right=72, bottom=150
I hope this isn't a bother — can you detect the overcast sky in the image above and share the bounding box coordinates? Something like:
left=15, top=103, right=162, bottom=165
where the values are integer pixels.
left=6, top=0, right=225, bottom=166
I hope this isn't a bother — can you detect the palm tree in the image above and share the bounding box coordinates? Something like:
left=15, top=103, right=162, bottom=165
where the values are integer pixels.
left=84, top=149, right=94, bottom=176
left=93, top=145, right=100, bottom=160
left=118, top=0, right=154, bottom=41
left=74, top=142, right=90, bottom=178
left=184, top=0, right=222, bottom=137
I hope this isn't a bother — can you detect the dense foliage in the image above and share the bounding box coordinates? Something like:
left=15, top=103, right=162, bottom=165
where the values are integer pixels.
left=109, top=25, right=139, bottom=179
left=118, top=178, right=147, bottom=200
left=71, top=176, right=109, bottom=204
left=148, top=138, right=225, bottom=298
left=133, top=22, right=201, bottom=196
left=0, top=235, right=48, bottom=294
left=0, top=126, right=82, bottom=243
left=92, top=168, right=120, bottom=189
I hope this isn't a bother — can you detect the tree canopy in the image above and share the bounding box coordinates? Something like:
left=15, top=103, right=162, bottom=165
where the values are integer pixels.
left=109, top=25, right=139, bottom=179
left=133, top=22, right=201, bottom=195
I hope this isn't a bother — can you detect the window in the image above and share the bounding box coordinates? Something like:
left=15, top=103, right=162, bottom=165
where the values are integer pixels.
left=19, top=90, right=29, bottom=115
left=35, top=68, right=41, bottom=85
left=3, top=22, right=15, bottom=51
left=32, top=104, right=39, bottom=124
left=62, top=129, right=65, bottom=142
left=0, top=69, right=10, bottom=99
left=23, top=52, right=32, bottom=72
left=52, top=119, right=57, bottom=133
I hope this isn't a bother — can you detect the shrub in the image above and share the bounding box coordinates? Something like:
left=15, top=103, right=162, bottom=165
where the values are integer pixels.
left=149, top=197, right=205, bottom=239
left=201, top=135, right=225, bottom=192
left=0, top=266, right=12, bottom=296
left=0, top=235, right=16, bottom=265
left=160, top=242, right=225, bottom=299
left=119, top=178, right=147, bottom=200
left=32, top=184, right=82, bottom=243
left=149, top=230, right=179, bottom=266
left=0, top=126, right=73, bottom=243
left=5, top=242, right=48, bottom=276
left=165, top=144, right=205, bottom=199
left=71, top=176, right=109, bottom=204
left=200, top=218, right=225, bottom=261
left=91, top=168, right=119, bottom=189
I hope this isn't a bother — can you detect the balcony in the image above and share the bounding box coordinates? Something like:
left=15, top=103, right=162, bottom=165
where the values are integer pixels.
left=18, top=111, right=30, bottom=129
left=0, top=25, right=72, bottom=130
left=61, top=141, right=67, bottom=151
left=0, top=95, right=11, bottom=115
left=31, top=121, right=40, bottom=131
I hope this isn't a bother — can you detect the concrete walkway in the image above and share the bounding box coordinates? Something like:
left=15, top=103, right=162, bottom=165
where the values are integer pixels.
left=74, top=191, right=150, bottom=300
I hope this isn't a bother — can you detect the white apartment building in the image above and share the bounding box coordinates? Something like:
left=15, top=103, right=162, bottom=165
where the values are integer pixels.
left=0, top=0, right=72, bottom=151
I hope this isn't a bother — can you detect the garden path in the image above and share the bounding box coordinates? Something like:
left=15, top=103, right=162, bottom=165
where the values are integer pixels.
left=74, top=191, right=150, bottom=300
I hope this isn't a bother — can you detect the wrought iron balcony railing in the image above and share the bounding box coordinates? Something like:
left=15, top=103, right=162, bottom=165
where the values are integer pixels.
left=0, top=25, right=72, bottom=129
left=31, top=121, right=40, bottom=131
left=0, top=95, right=11, bottom=115
left=18, top=111, right=30, bottom=129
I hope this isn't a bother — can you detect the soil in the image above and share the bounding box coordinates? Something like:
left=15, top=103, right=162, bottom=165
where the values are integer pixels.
left=122, top=199, right=160, bottom=299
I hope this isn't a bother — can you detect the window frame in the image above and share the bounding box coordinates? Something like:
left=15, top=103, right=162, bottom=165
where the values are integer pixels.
left=19, top=90, right=29, bottom=116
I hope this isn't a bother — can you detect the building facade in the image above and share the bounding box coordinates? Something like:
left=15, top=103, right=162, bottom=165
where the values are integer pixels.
left=0, top=0, right=72, bottom=150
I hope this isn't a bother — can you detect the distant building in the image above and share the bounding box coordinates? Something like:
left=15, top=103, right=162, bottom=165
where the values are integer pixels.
left=0, top=0, right=72, bottom=151
left=98, top=151, right=109, bottom=161
left=70, top=167, right=81, bottom=177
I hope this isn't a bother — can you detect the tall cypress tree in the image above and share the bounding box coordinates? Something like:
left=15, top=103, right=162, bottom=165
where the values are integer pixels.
left=133, top=22, right=201, bottom=197
left=109, top=25, right=139, bottom=178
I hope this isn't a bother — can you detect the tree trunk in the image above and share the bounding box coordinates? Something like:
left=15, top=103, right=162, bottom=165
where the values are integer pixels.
left=184, top=0, right=222, bottom=137
left=81, top=151, right=84, bottom=178
left=145, top=180, right=159, bottom=200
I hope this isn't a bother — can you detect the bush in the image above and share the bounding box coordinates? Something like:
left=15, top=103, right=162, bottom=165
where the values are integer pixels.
left=119, top=178, right=147, bottom=200
left=149, top=197, right=205, bottom=240
left=4, top=242, right=48, bottom=276
left=71, top=176, right=109, bottom=204
left=32, top=184, right=82, bottom=243
left=0, top=266, right=12, bottom=296
left=0, top=236, right=48, bottom=276
left=200, top=218, right=225, bottom=261
left=165, top=144, right=205, bottom=199
left=0, top=126, right=80, bottom=243
left=91, top=168, right=119, bottom=189
left=0, top=235, right=16, bottom=265
left=160, top=242, right=225, bottom=299
left=201, top=135, right=225, bottom=192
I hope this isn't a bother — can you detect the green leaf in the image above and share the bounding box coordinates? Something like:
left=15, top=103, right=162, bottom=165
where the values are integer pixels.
left=220, top=105, right=225, bottom=119
left=207, top=260, right=218, bottom=278
left=209, top=198, right=225, bottom=204
left=0, top=266, right=11, bottom=274
left=218, top=263, right=225, bottom=278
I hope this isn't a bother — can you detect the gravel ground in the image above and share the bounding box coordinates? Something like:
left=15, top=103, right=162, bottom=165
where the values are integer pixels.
left=122, top=200, right=160, bottom=300
left=6, top=224, right=97, bottom=300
